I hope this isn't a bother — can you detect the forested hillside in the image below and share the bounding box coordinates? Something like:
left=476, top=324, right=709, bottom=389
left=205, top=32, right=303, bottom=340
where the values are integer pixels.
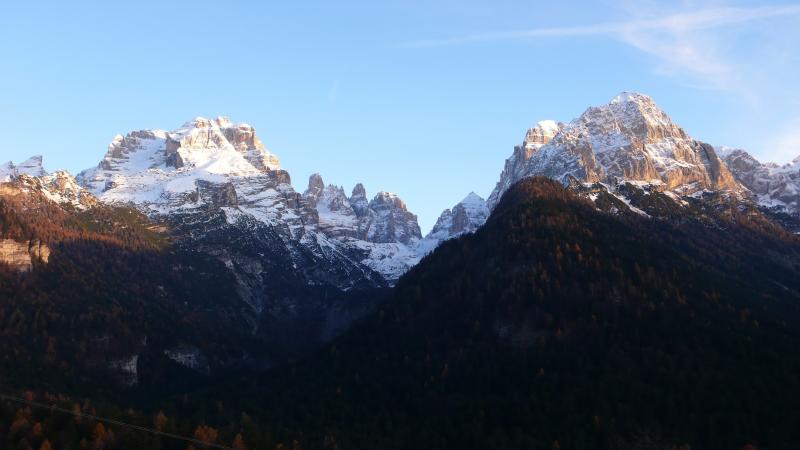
left=0, top=185, right=268, bottom=395
left=222, top=177, right=800, bottom=450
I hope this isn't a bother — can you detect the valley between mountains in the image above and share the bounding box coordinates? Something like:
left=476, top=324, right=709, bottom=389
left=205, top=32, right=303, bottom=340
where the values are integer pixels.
left=1, top=92, right=800, bottom=449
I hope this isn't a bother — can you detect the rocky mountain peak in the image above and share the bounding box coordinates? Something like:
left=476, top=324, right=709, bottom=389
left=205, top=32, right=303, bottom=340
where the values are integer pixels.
left=2, top=156, right=96, bottom=209
left=488, top=92, right=744, bottom=209
left=486, top=120, right=562, bottom=209
left=2, top=155, right=48, bottom=181
left=581, top=91, right=688, bottom=144
left=370, top=192, right=408, bottom=211
left=304, top=173, right=326, bottom=203
left=722, top=149, right=800, bottom=218
left=351, top=183, right=366, bottom=199
left=17, top=155, right=48, bottom=177
left=461, top=191, right=485, bottom=206
left=420, top=191, right=489, bottom=253
left=523, top=120, right=562, bottom=150
left=79, top=117, right=288, bottom=211
left=0, top=161, right=14, bottom=182
left=609, top=91, right=650, bottom=105
left=349, top=183, right=369, bottom=218
left=39, top=170, right=98, bottom=209
left=723, top=149, right=762, bottom=173
left=163, top=117, right=279, bottom=173
left=76, top=117, right=426, bottom=283
left=362, top=192, right=421, bottom=246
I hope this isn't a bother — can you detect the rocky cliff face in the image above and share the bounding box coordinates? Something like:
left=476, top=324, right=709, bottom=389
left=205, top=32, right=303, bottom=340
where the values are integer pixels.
left=302, top=174, right=422, bottom=280
left=487, top=92, right=744, bottom=210
left=0, top=239, right=50, bottom=272
left=1, top=157, right=96, bottom=210
left=162, top=117, right=280, bottom=171
left=487, top=120, right=562, bottom=208
left=722, top=148, right=800, bottom=218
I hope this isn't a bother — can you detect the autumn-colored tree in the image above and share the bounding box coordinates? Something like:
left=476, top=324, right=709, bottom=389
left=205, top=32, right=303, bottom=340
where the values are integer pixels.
left=232, top=433, right=247, bottom=450
left=9, top=408, right=30, bottom=436
left=72, top=404, right=82, bottom=423
left=39, top=440, right=52, bottom=450
left=194, top=425, right=219, bottom=445
left=93, top=422, right=107, bottom=449
left=154, top=410, right=168, bottom=432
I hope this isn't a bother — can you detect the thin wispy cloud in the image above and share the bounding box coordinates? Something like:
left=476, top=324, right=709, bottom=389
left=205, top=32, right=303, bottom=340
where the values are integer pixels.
left=397, top=4, right=800, bottom=96
left=397, top=5, right=800, bottom=48
left=396, top=2, right=800, bottom=162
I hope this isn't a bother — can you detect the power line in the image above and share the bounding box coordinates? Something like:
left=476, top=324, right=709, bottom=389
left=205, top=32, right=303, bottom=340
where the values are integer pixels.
left=0, top=393, right=238, bottom=450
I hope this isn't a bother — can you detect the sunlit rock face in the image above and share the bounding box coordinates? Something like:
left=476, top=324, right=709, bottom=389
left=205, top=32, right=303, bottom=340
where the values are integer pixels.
left=2, top=156, right=97, bottom=210
left=488, top=120, right=563, bottom=209
left=487, top=92, right=745, bottom=210
left=0, top=239, right=50, bottom=272
left=163, top=117, right=280, bottom=171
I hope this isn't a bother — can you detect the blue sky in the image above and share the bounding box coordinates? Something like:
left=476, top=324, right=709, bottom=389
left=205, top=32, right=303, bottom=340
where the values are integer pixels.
left=2, top=0, right=799, bottom=232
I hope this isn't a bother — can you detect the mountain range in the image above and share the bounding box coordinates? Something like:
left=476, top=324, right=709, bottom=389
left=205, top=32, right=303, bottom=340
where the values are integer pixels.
left=2, top=92, right=800, bottom=448
left=5, top=93, right=798, bottom=278
left=3, top=92, right=799, bottom=377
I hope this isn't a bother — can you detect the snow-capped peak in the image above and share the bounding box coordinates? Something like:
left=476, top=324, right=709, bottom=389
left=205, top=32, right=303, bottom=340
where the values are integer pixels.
left=488, top=91, right=742, bottom=209
left=722, top=148, right=800, bottom=217
left=1, top=156, right=96, bottom=209
left=17, top=155, right=48, bottom=177
left=163, top=117, right=279, bottom=174
left=0, top=161, right=17, bottom=182
left=369, top=192, right=413, bottom=216
left=214, top=116, right=233, bottom=128
left=78, top=116, right=284, bottom=207
left=75, top=118, right=425, bottom=283
left=460, top=192, right=486, bottom=207
left=304, top=173, right=326, bottom=203
left=420, top=191, right=489, bottom=254
left=536, top=120, right=560, bottom=135
left=1, top=155, right=49, bottom=182
left=610, top=91, right=652, bottom=105
left=714, top=145, right=741, bottom=159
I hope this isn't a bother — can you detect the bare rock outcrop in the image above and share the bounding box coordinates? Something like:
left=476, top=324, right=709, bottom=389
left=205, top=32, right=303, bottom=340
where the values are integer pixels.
left=0, top=239, right=50, bottom=272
